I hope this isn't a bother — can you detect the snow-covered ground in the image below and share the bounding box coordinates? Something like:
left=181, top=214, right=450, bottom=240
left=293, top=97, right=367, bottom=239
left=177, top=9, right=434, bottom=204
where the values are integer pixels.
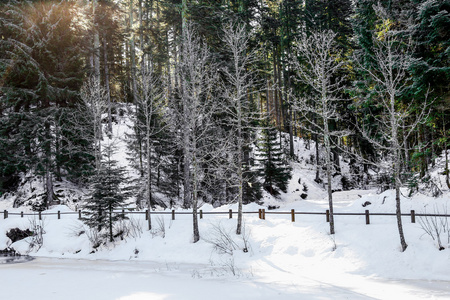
left=1, top=117, right=449, bottom=299
left=1, top=187, right=449, bottom=299
left=1, top=256, right=449, bottom=300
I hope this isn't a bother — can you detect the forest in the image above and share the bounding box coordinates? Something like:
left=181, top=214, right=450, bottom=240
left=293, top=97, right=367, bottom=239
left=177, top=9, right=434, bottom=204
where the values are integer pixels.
left=0, top=0, right=449, bottom=250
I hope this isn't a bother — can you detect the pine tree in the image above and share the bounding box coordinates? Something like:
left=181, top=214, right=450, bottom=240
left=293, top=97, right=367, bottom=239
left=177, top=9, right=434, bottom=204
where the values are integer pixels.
left=0, top=0, right=86, bottom=206
left=256, top=119, right=292, bottom=196
left=83, top=143, right=130, bottom=243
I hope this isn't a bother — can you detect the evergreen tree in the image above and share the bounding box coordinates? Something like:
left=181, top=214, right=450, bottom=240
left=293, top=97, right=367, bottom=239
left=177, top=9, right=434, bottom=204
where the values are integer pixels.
left=0, top=0, right=86, bottom=205
left=256, top=119, right=292, bottom=196
left=83, top=143, right=130, bottom=243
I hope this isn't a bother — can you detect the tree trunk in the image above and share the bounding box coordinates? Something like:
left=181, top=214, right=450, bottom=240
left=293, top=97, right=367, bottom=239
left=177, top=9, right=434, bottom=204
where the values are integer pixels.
left=293, top=111, right=297, bottom=137
left=130, top=0, right=138, bottom=104
left=182, top=125, right=191, bottom=208
left=103, top=37, right=112, bottom=135
left=93, top=0, right=100, bottom=82
left=324, top=119, right=335, bottom=234
left=395, top=157, right=408, bottom=252
left=138, top=0, right=145, bottom=69
left=181, top=0, right=187, bottom=31
left=55, top=121, right=62, bottom=182
left=315, top=133, right=320, bottom=182
left=403, top=125, right=409, bottom=173
left=109, top=208, right=113, bottom=242
left=147, top=136, right=152, bottom=230
left=46, top=166, right=53, bottom=208
left=443, top=113, right=449, bottom=188
left=273, top=50, right=280, bottom=128
left=236, top=97, right=243, bottom=235
left=391, top=94, right=408, bottom=252
left=192, top=157, right=199, bottom=243
left=329, top=120, right=341, bottom=174
left=288, top=109, right=294, bottom=158
left=265, top=51, right=271, bottom=115
left=446, top=146, right=450, bottom=189
left=284, top=52, right=294, bottom=157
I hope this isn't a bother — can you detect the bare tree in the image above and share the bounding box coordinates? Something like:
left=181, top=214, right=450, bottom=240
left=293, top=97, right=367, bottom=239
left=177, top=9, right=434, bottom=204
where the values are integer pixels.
left=132, top=61, right=167, bottom=231
left=354, top=6, right=430, bottom=252
left=171, top=23, right=220, bottom=243
left=221, top=22, right=261, bottom=235
left=291, top=30, right=349, bottom=235
left=80, top=76, right=108, bottom=171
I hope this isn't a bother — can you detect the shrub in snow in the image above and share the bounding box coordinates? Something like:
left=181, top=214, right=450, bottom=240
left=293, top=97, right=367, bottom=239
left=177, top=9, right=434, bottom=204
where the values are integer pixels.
left=301, top=182, right=308, bottom=199
left=6, top=228, right=33, bottom=243
left=84, top=226, right=103, bottom=250
left=204, top=222, right=251, bottom=255
left=418, top=206, right=449, bottom=250
left=27, top=218, right=45, bottom=252
left=111, top=217, right=144, bottom=241
left=150, top=216, right=165, bottom=238
left=341, top=175, right=353, bottom=191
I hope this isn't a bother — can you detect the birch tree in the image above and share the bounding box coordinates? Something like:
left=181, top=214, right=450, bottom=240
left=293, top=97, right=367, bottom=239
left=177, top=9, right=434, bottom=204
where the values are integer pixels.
left=132, top=62, right=167, bottom=230
left=291, top=30, right=349, bottom=235
left=354, top=7, right=430, bottom=252
left=221, top=22, right=261, bottom=235
left=172, top=23, right=220, bottom=242
left=80, top=77, right=108, bottom=172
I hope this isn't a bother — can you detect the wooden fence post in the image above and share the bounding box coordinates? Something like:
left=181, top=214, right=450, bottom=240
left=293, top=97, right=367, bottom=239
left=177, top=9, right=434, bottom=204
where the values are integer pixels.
left=258, top=209, right=262, bottom=219
left=78, top=210, right=82, bottom=219
left=3, top=210, right=7, bottom=219
left=365, top=210, right=370, bottom=225
left=39, top=211, right=42, bottom=220
left=291, top=209, right=295, bottom=222
left=21, top=211, right=23, bottom=218
left=326, top=210, right=330, bottom=222
left=229, top=209, right=232, bottom=219
left=262, top=209, right=265, bottom=220
left=200, top=210, right=203, bottom=219
left=58, top=211, right=61, bottom=220
left=172, top=209, right=175, bottom=220
left=411, top=210, right=415, bottom=223
left=145, top=210, right=149, bottom=220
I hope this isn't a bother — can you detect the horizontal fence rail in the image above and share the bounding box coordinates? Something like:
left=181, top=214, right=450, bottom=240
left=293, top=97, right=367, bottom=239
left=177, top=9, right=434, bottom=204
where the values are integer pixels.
left=2, top=209, right=450, bottom=225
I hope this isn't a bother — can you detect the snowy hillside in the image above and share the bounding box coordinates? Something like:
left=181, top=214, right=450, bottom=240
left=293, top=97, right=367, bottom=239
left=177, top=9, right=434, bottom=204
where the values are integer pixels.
left=1, top=113, right=449, bottom=299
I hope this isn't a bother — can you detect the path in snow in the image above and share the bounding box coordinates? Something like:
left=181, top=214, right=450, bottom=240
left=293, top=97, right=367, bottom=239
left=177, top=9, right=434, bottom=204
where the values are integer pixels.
left=0, top=258, right=448, bottom=300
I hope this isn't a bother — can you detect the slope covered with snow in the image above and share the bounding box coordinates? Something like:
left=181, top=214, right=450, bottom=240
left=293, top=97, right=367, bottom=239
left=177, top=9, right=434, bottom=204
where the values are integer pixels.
left=1, top=114, right=449, bottom=299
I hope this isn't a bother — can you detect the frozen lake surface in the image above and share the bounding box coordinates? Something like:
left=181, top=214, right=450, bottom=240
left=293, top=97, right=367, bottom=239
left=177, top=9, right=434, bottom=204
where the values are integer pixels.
left=0, top=258, right=449, bottom=300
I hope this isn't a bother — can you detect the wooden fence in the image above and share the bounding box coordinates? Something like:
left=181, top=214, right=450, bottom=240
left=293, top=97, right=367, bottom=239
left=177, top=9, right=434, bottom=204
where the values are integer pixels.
left=2, top=208, right=450, bottom=225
